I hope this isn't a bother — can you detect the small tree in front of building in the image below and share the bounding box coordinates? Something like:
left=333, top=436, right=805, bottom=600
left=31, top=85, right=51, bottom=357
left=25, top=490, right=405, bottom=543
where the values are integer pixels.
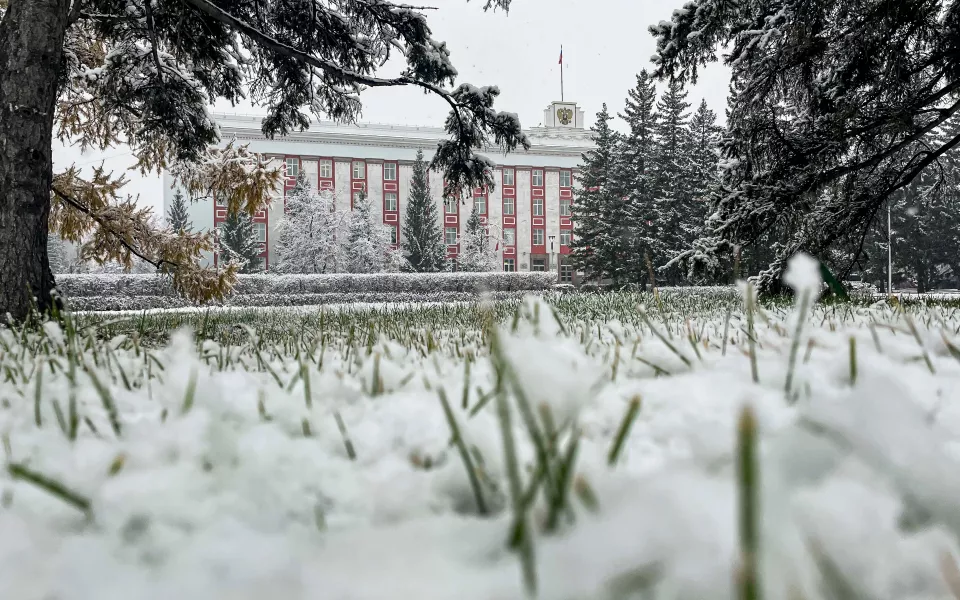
left=459, top=205, right=499, bottom=272
left=274, top=172, right=349, bottom=274
left=167, top=189, right=192, bottom=233
left=346, top=192, right=405, bottom=273
left=219, top=211, right=263, bottom=274
left=402, top=149, right=446, bottom=272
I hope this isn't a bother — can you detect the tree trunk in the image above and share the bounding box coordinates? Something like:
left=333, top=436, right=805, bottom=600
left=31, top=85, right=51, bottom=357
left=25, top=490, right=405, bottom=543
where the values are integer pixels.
left=0, top=0, right=70, bottom=322
left=916, top=260, right=927, bottom=294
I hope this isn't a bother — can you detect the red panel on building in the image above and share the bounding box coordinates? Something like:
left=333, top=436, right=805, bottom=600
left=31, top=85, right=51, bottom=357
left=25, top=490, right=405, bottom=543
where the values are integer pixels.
left=350, top=158, right=367, bottom=210
left=442, top=179, right=460, bottom=260
left=500, top=167, right=517, bottom=261
left=382, top=160, right=400, bottom=249
left=559, top=168, right=573, bottom=255
left=530, top=167, right=546, bottom=253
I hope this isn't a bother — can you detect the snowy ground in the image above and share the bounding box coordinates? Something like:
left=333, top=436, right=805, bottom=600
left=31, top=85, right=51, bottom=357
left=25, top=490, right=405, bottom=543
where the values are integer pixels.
left=5, top=258, right=960, bottom=599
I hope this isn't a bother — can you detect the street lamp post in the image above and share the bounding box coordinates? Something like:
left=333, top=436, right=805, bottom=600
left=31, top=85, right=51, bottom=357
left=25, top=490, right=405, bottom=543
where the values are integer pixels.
left=887, top=201, right=893, bottom=297
left=549, top=235, right=556, bottom=276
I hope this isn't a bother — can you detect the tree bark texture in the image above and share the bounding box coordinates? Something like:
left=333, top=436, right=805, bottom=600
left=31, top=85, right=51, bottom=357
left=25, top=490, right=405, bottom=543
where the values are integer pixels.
left=0, top=0, right=70, bottom=321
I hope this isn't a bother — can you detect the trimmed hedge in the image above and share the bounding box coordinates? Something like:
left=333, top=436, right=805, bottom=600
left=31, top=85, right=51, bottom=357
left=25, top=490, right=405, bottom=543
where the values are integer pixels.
left=56, top=272, right=558, bottom=311
left=66, top=291, right=548, bottom=312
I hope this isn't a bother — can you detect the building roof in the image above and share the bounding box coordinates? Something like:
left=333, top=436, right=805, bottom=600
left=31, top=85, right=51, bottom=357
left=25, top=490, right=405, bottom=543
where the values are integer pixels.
left=212, top=111, right=595, bottom=169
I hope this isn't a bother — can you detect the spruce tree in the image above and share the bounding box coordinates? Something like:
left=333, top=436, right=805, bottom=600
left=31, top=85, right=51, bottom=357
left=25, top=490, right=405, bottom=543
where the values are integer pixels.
left=650, top=79, right=695, bottom=283
left=618, top=71, right=660, bottom=288
left=402, top=149, right=446, bottom=272
left=219, top=210, right=262, bottom=273
left=459, top=204, right=498, bottom=271
left=47, top=234, right=68, bottom=275
left=167, top=189, right=192, bottom=232
left=570, top=104, right=625, bottom=284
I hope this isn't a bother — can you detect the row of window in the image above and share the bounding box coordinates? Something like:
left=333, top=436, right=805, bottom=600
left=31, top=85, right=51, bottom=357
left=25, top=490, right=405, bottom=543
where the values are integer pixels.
left=216, top=221, right=268, bottom=244
left=500, top=168, right=571, bottom=188
left=499, top=259, right=573, bottom=281
left=443, top=196, right=572, bottom=217
left=285, top=158, right=573, bottom=188
left=443, top=227, right=572, bottom=247
left=286, top=158, right=397, bottom=182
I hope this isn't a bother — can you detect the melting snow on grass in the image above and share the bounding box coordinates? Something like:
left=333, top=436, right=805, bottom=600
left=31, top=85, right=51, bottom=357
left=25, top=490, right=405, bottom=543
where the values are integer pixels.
left=3, top=256, right=960, bottom=599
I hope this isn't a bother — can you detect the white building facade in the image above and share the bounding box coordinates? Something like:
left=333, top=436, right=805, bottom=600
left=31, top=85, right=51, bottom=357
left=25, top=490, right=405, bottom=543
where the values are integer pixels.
left=162, top=101, right=594, bottom=283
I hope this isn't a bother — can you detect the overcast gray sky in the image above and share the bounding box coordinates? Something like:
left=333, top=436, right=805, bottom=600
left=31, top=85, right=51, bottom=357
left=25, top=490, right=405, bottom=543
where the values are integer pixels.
left=53, top=0, right=731, bottom=214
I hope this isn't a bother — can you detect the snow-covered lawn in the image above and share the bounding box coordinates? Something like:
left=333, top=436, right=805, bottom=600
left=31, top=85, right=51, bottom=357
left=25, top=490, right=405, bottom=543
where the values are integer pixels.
left=5, top=258, right=960, bottom=599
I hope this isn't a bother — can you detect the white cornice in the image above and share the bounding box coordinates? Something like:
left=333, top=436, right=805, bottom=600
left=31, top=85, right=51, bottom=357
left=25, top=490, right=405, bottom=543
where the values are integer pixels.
left=213, top=112, right=595, bottom=158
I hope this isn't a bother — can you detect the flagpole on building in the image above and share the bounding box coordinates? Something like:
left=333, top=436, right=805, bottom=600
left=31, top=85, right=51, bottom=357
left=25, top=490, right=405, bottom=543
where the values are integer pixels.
left=559, top=45, right=564, bottom=102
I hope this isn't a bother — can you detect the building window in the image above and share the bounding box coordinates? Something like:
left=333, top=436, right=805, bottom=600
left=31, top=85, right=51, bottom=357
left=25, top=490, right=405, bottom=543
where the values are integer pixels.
left=286, top=157, right=299, bottom=178
left=532, top=169, right=543, bottom=187
left=216, top=197, right=226, bottom=207
left=475, top=196, right=486, bottom=215
left=502, top=196, right=515, bottom=215
left=503, top=258, right=516, bottom=272
left=532, top=257, right=546, bottom=271
left=533, top=228, right=545, bottom=246
left=353, top=190, right=364, bottom=206
left=445, top=227, right=458, bottom=245
left=560, top=170, right=572, bottom=188
left=560, top=263, right=573, bottom=282
left=560, top=230, right=572, bottom=246
left=385, top=192, right=398, bottom=212
left=383, top=162, right=397, bottom=181
left=319, top=159, right=333, bottom=179
left=253, top=222, right=267, bottom=243
left=560, top=198, right=572, bottom=216
left=445, top=197, right=458, bottom=214
left=352, top=160, right=365, bottom=180
left=390, top=226, right=399, bottom=245
left=533, top=197, right=544, bottom=216
left=503, top=228, right=515, bottom=246
left=503, top=168, right=515, bottom=186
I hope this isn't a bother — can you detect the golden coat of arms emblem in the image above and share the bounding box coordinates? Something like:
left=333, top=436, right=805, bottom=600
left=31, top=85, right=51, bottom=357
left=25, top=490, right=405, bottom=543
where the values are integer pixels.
left=556, top=107, right=573, bottom=125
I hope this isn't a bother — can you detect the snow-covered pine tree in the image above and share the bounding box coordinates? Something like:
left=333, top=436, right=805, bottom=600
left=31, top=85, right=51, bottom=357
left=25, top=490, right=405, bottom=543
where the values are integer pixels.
left=218, top=211, right=263, bottom=273
left=459, top=204, right=499, bottom=272
left=346, top=191, right=404, bottom=273
left=570, top=104, right=625, bottom=284
left=650, top=79, right=695, bottom=284
left=684, top=99, right=724, bottom=282
left=274, top=171, right=349, bottom=273
left=167, top=189, right=192, bottom=233
left=0, top=0, right=528, bottom=321
left=402, top=149, right=446, bottom=272
left=618, top=70, right=660, bottom=288
left=689, top=99, right=723, bottom=196
left=47, top=234, right=68, bottom=275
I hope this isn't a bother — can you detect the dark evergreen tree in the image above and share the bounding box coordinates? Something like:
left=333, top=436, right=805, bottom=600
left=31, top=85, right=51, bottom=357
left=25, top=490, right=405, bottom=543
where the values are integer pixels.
left=650, top=79, right=695, bottom=283
left=219, top=211, right=262, bottom=273
left=47, top=234, right=68, bottom=275
left=652, top=0, right=960, bottom=294
left=570, top=104, right=625, bottom=284
left=402, top=149, right=446, bottom=272
left=618, top=70, right=659, bottom=288
left=688, top=99, right=723, bottom=202
left=167, top=189, right=192, bottom=233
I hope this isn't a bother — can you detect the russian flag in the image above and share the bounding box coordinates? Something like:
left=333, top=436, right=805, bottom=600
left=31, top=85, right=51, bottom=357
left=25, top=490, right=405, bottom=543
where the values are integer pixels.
left=558, top=46, right=563, bottom=65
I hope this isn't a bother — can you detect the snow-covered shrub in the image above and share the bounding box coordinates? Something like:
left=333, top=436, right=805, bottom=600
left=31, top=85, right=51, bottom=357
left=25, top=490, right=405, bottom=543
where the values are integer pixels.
left=56, top=272, right=559, bottom=310
left=66, top=291, right=543, bottom=312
